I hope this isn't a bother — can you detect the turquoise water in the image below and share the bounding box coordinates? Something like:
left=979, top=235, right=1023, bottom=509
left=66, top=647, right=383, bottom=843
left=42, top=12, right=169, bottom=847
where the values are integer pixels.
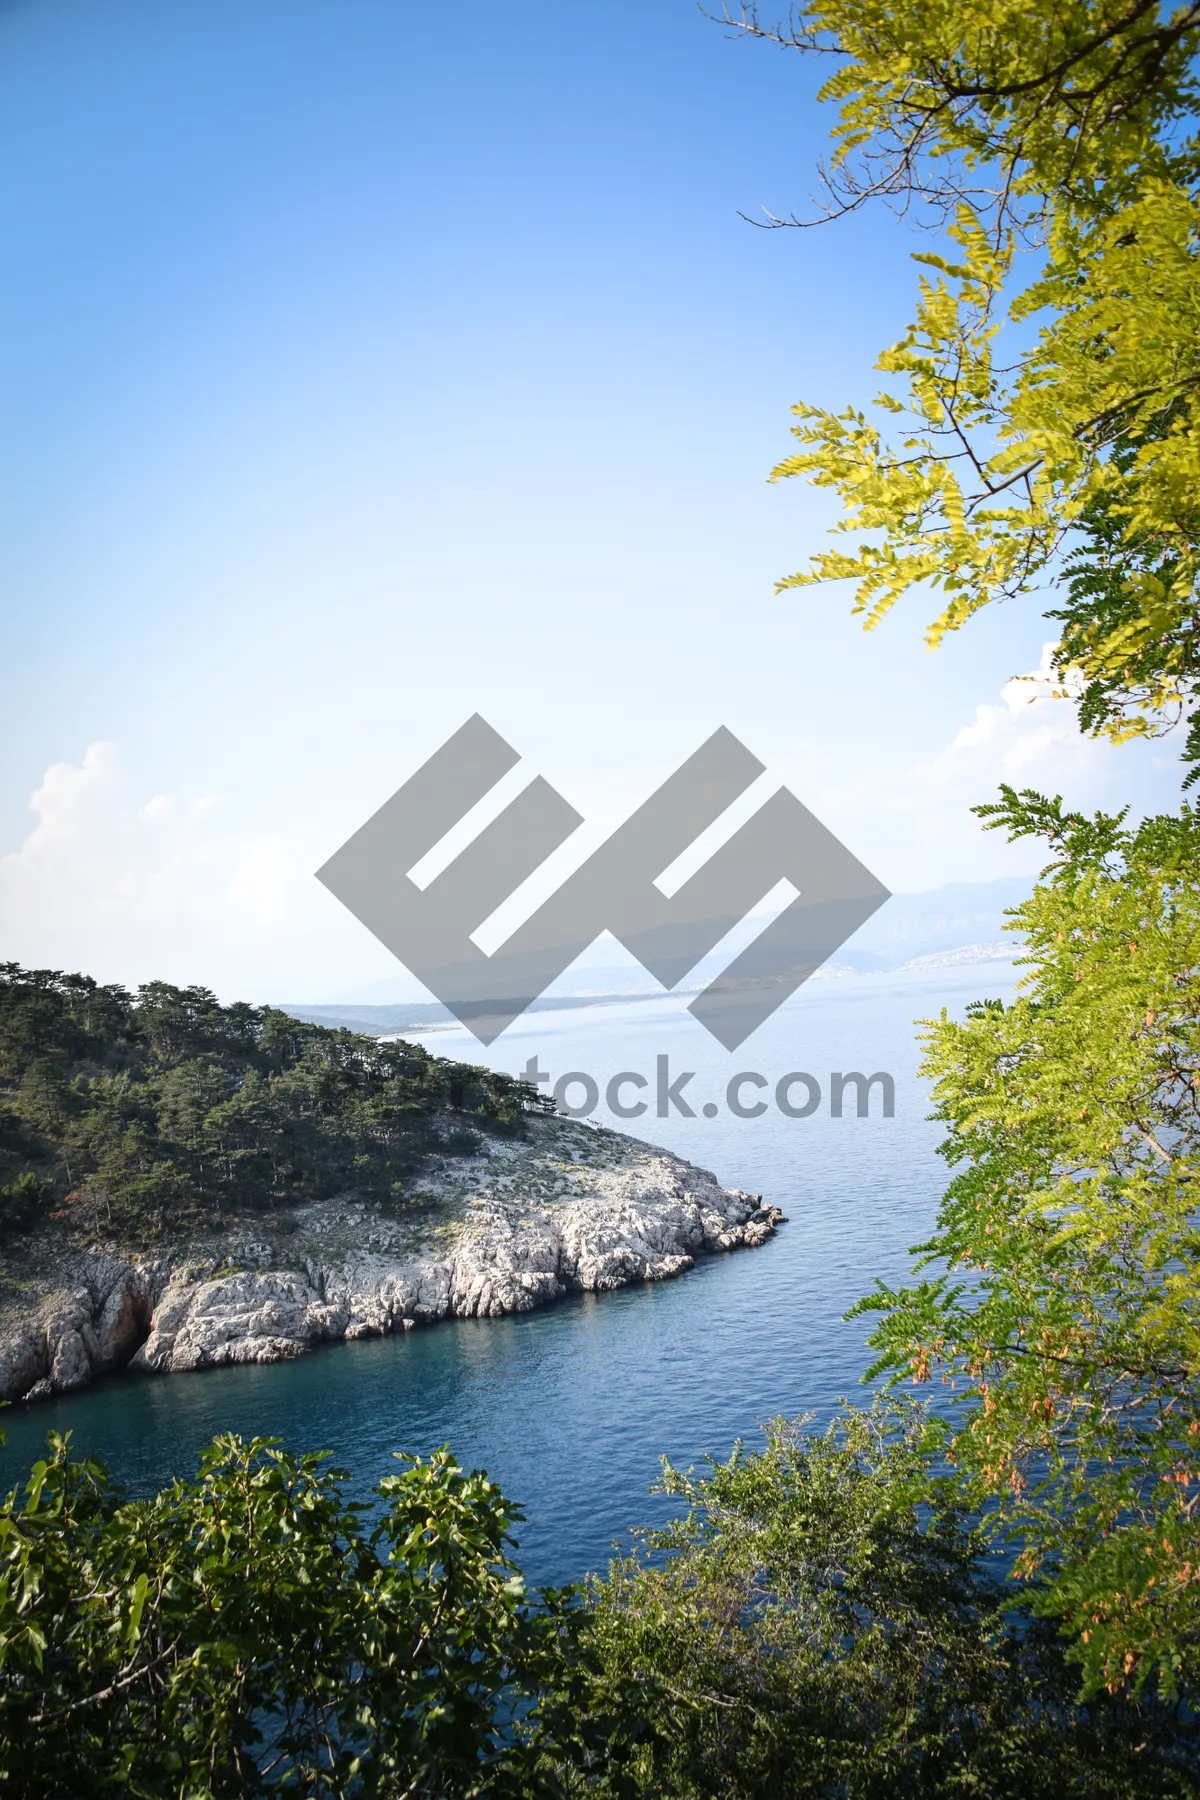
left=1, top=964, right=1017, bottom=1587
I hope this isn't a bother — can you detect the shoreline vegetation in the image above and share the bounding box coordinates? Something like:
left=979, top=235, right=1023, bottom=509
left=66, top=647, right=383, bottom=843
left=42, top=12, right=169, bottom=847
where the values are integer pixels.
left=0, top=962, right=781, bottom=1406
left=0, top=960, right=546, bottom=1243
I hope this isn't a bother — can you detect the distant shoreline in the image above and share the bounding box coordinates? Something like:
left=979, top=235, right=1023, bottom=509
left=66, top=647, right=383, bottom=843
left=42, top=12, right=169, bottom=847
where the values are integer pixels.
left=275, top=945, right=1019, bottom=1038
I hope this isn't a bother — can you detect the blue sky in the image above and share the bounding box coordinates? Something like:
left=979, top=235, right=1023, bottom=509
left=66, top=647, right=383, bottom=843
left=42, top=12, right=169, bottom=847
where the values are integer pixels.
left=0, top=0, right=1184, bottom=1001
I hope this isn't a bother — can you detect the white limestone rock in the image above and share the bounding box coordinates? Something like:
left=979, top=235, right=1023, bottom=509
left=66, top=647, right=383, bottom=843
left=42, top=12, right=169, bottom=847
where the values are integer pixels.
left=0, top=1118, right=784, bottom=1402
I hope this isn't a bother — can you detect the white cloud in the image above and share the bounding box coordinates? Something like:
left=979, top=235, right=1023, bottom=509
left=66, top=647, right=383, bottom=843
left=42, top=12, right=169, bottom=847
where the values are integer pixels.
left=801, top=644, right=1181, bottom=890
left=918, top=643, right=1103, bottom=792
left=20, top=741, right=123, bottom=845
left=138, top=792, right=176, bottom=822
left=0, top=743, right=390, bottom=1000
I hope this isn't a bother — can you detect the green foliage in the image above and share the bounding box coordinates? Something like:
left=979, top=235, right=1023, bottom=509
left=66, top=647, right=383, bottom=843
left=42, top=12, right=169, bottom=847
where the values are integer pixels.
left=4, top=1414, right=1194, bottom=1798
left=0, top=963, right=549, bottom=1242
left=852, top=797, right=1200, bottom=1700
left=1051, top=429, right=1200, bottom=784
left=717, top=4, right=1200, bottom=1683
left=720, top=1, right=1200, bottom=770
left=569, top=1400, right=1194, bottom=1795
left=0, top=1431, right=579, bottom=1798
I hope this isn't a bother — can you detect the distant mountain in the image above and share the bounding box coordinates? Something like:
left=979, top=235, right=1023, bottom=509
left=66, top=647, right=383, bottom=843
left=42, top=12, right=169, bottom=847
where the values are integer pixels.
left=837, top=878, right=1031, bottom=972
left=894, top=941, right=1016, bottom=972
left=276, top=879, right=1032, bottom=1032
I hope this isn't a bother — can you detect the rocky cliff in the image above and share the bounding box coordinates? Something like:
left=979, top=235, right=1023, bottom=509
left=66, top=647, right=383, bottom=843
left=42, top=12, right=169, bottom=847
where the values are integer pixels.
left=0, top=1117, right=782, bottom=1404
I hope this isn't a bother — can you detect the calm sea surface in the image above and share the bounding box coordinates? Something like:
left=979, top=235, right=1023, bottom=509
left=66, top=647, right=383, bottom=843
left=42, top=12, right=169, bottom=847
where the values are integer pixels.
left=1, top=964, right=1018, bottom=1587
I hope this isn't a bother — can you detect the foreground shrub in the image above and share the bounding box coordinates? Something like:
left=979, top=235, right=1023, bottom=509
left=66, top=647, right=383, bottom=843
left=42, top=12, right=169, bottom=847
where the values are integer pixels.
left=3, top=1411, right=1195, bottom=1797
left=571, top=1402, right=1198, bottom=1797
left=855, top=797, right=1200, bottom=1699
left=0, top=1432, right=576, bottom=1797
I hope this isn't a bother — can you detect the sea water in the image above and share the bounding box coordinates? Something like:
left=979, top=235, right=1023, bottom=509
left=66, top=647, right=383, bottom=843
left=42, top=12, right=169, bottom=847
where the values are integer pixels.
left=0, top=963, right=1018, bottom=1587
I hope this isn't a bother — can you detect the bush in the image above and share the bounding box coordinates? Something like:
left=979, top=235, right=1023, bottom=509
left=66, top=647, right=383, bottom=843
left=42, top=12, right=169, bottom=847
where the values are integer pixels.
left=0, top=1432, right=576, bottom=1798
left=0, top=1171, right=52, bottom=1232
left=4, top=1410, right=1195, bottom=1798
left=569, top=1401, right=1199, bottom=1797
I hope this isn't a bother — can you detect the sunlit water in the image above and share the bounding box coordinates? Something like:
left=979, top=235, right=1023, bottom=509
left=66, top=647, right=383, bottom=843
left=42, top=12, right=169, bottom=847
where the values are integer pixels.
left=1, top=964, right=1018, bottom=1587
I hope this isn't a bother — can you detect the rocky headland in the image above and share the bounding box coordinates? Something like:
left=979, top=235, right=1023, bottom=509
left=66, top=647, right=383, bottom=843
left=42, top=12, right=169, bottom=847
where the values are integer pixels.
left=0, top=1116, right=783, bottom=1405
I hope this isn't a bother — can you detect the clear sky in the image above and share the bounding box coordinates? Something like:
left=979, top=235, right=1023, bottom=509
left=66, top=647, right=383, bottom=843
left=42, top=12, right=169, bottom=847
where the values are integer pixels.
left=0, top=0, right=1184, bottom=1002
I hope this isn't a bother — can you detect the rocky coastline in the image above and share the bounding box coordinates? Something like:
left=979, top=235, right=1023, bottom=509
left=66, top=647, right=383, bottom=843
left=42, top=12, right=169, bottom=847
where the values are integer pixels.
left=0, top=1116, right=783, bottom=1405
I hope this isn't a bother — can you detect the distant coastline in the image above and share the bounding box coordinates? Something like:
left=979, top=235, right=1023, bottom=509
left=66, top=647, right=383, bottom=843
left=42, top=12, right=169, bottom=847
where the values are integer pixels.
left=276, top=941, right=1019, bottom=1038
left=278, top=877, right=1029, bottom=1034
